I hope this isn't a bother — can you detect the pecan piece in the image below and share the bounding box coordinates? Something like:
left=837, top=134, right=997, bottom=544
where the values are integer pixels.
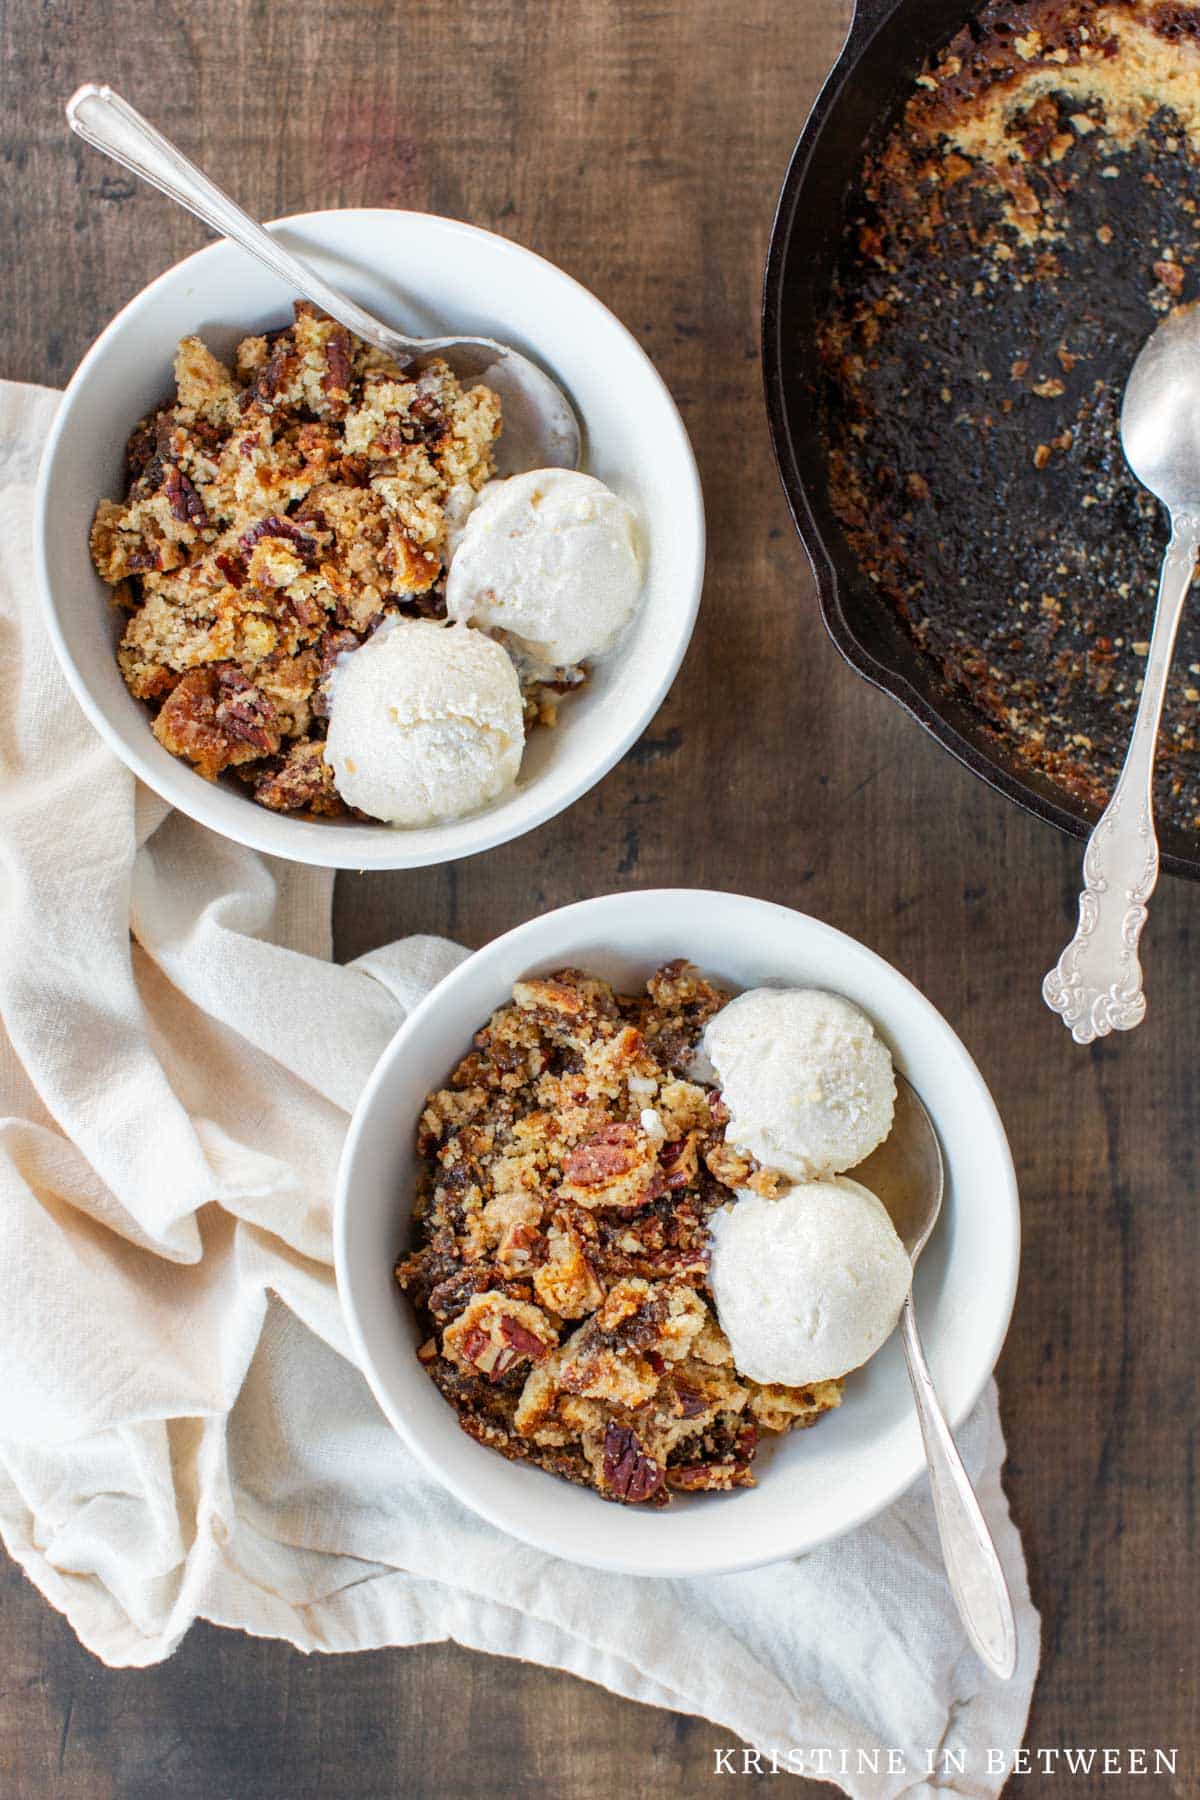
left=293, top=499, right=329, bottom=531
left=499, top=1316, right=550, bottom=1361
left=602, top=1422, right=664, bottom=1504
left=497, top=1221, right=546, bottom=1275
left=425, top=1267, right=495, bottom=1323
left=125, top=408, right=169, bottom=483
left=409, top=390, right=447, bottom=445
left=239, top=514, right=317, bottom=561
left=322, top=327, right=353, bottom=400
left=443, top=1292, right=557, bottom=1383
left=458, top=1326, right=493, bottom=1366
left=659, top=1134, right=699, bottom=1190
left=561, top=1123, right=664, bottom=1214
left=284, top=590, right=327, bottom=633
left=213, top=665, right=277, bottom=751
left=664, top=1460, right=754, bottom=1493
left=152, top=665, right=277, bottom=779
left=215, top=552, right=247, bottom=589
left=253, top=739, right=342, bottom=817
left=670, top=1378, right=711, bottom=1419
left=563, top=1123, right=640, bottom=1187
left=251, top=340, right=298, bottom=406
left=162, top=462, right=209, bottom=528
left=313, top=627, right=361, bottom=717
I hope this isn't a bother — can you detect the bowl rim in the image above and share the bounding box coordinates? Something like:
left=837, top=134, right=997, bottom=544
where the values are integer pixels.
left=33, top=207, right=706, bottom=871
left=334, top=887, right=1021, bottom=1576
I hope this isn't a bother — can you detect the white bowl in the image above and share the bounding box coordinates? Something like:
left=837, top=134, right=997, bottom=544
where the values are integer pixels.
left=34, top=210, right=704, bottom=870
left=335, top=889, right=1020, bottom=1577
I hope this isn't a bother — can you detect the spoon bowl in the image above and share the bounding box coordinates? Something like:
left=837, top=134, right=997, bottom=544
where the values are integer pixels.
left=855, top=1070, right=943, bottom=1262
left=1121, top=299, right=1200, bottom=515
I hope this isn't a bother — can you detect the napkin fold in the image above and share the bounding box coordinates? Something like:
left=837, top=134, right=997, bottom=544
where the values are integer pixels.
left=0, top=382, right=1039, bottom=1798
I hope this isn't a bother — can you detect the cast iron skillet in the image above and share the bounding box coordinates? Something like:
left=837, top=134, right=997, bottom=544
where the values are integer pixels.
left=761, top=0, right=1200, bottom=880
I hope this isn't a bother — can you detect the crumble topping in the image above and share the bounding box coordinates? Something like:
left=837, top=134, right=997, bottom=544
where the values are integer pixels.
left=397, top=962, right=843, bottom=1506
left=88, top=302, right=527, bottom=817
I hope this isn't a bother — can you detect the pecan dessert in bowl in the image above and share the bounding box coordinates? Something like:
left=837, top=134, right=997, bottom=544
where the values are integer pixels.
left=395, top=953, right=918, bottom=1508
left=336, top=890, right=1019, bottom=1571
left=87, top=303, right=562, bottom=821
left=396, top=963, right=848, bottom=1506
left=38, top=210, right=703, bottom=869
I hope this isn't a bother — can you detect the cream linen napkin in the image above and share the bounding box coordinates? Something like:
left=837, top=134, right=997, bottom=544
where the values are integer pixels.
left=0, top=382, right=1039, bottom=1798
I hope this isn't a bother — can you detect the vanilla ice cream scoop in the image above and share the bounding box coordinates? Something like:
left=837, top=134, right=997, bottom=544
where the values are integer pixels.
left=702, top=988, right=895, bottom=1181
left=709, top=1178, right=911, bottom=1385
left=325, top=620, right=524, bottom=826
left=445, top=468, right=643, bottom=670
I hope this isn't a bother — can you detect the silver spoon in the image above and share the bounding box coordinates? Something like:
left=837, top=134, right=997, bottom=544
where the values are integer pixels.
left=855, top=1073, right=1018, bottom=1681
left=65, top=84, right=580, bottom=476
left=1043, top=303, right=1200, bottom=1043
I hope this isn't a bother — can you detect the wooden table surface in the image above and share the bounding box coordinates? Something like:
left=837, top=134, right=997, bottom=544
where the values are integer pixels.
left=4, top=1, right=1198, bottom=1793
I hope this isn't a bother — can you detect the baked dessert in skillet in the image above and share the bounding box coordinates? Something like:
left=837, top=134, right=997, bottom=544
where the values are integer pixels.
left=823, top=0, right=1200, bottom=831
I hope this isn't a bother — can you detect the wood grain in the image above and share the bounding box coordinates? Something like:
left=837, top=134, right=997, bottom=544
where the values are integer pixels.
left=2, top=0, right=1197, bottom=1793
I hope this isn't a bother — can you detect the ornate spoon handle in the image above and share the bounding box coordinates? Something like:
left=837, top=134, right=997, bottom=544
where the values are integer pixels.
left=1044, top=512, right=1200, bottom=1044
left=899, top=1296, right=1018, bottom=1679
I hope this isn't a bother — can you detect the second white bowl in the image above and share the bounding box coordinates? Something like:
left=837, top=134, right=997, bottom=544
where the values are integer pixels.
left=335, top=889, right=1020, bottom=1577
